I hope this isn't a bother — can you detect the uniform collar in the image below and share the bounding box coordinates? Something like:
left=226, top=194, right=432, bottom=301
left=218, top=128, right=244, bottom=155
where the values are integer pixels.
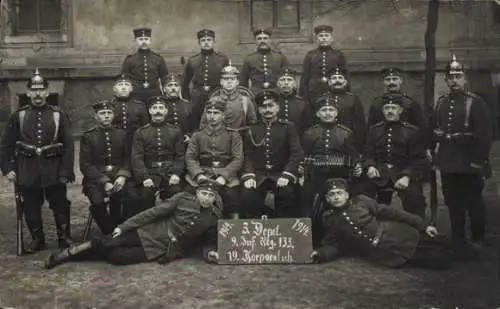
left=220, top=89, right=239, bottom=100
left=205, top=124, right=224, bottom=135
left=137, top=49, right=151, bottom=54
left=318, top=45, right=333, bottom=51
left=280, top=90, right=296, bottom=98
left=201, top=49, right=214, bottom=55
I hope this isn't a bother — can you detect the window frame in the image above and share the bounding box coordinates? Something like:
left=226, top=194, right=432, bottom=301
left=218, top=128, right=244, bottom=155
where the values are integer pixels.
left=238, top=0, right=313, bottom=44
left=1, top=0, right=72, bottom=47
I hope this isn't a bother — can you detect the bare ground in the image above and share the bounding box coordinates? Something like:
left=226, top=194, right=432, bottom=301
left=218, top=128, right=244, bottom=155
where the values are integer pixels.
left=0, top=142, right=499, bottom=309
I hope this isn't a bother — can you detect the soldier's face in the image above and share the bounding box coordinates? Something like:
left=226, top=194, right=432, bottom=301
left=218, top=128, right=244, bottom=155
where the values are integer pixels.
left=95, top=109, right=115, bottom=126
left=382, top=104, right=403, bottom=122
left=113, top=81, right=133, bottom=98
left=164, top=81, right=180, bottom=98
left=149, top=103, right=168, bottom=123
left=135, top=36, right=152, bottom=50
left=316, top=106, right=338, bottom=123
left=196, top=189, right=217, bottom=208
left=325, top=188, right=350, bottom=207
left=277, top=76, right=297, bottom=93
left=383, top=75, right=403, bottom=92
left=316, top=32, right=333, bottom=47
left=220, top=76, right=239, bottom=91
left=445, top=73, right=466, bottom=91
left=258, top=100, right=279, bottom=120
left=199, top=36, right=215, bottom=50
left=27, top=89, right=49, bottom=106
left=205, top=109, right=224, bottom=126
left=328, top=75, right=348, bottom=90
left=255, top=33, right=271, bottom=49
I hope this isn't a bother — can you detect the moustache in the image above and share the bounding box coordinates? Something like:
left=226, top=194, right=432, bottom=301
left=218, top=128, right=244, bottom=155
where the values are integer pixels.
left=333, top=82, right=342, bottom=86
left=388, top=84, right=397, bottom=87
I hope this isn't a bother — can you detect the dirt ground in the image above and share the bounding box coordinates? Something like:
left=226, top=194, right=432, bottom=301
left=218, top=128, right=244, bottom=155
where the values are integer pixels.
left=0, top=142, right=499, bottom=309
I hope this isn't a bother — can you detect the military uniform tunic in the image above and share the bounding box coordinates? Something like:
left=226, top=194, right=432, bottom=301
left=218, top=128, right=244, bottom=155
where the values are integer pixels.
left=240, top=49, right=289, bottom=94
left=164, top=97, right=193, bottom=137
left=111, top=97, right=149, bottom=142
left=201, top=89, right=257, bottom=130
left=277, top=92, right=313, bottom=137
left=299, top=47, right=347, bottom=102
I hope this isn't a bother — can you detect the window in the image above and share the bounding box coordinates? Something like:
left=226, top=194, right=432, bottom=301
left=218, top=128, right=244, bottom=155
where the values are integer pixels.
left=13, top=0, right=62, bottom=35
left=2, top=0, right=71, bottom=46
left=238, top=0, right=312, bottom=44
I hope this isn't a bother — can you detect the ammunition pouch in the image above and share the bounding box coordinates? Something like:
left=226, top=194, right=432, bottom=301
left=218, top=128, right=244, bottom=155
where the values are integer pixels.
left=15, top=141, right=63, bottom=158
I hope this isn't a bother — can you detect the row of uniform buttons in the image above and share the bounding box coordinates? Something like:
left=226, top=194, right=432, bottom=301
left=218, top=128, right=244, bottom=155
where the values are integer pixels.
left=36, top=111, right=43, bottom=145
left=119, top=102, right=128, bottom=129
left=341, top=211, right=379, bottom=246
left=264, top=124, right=273, bottom=170
left=262, top=54, right=270, bottom=88
left=203, top=55, right=210, bottom=92
left=321, top=51, right=328, bottom=82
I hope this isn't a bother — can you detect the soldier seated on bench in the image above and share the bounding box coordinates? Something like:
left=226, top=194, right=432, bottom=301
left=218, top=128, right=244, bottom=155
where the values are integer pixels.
left=44, top=179, right=223, bottom=269
left=311, top=178, right=452, bottom=269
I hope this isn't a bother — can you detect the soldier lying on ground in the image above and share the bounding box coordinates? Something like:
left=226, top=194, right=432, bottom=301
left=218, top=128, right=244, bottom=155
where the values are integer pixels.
left=44, top=179, right=223, bottom=269
left=311, top=178, right=453, bottom=269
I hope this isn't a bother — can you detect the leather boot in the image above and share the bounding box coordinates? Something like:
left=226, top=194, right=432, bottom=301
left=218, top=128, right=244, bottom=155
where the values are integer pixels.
left=45, top=240, right=94, bottom=269
left=24, top=227, right=46, bottom=254
left=54, top=213, right=75, bottom=249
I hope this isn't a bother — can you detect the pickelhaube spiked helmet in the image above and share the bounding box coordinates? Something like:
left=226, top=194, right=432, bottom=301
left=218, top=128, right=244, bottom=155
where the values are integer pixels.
left=27, top=68, right=48, bottom=90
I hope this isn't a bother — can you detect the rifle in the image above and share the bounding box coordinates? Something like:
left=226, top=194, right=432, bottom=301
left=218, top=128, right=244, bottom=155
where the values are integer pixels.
left=429, top=149, right=439, bottom=226
left=14, top=184, right=24, bottom=256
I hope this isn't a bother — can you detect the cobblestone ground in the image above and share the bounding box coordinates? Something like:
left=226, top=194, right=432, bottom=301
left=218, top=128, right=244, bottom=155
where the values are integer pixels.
left=0, top=142, right=498, bottom=309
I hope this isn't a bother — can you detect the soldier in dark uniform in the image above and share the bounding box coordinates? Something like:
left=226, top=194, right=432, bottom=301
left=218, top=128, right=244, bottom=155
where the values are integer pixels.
left=240, top=90, right=304, bottom=218
left=181, top=29, right=229, bottom=129
left=301, top=96, right=362, bottom=246
left=0, top=69, right=75, bottom=252
left=44, top=179, right=223, bottom=269
left=275, top=68, right=313, bottom=137
left=315, top=66, right=366, bottom=150
left=121, top=27, right=169, bottom=103
left=80, top=100, right=131, bottom=234
left=368, top=68, right=428, bottom=145
left=185, top=100, right=243, bottom=219
left=240, top=28, right=289, bottom=94
left=362, top=96, right=428, bottom=219
left=110, top=74, right=149, bottom=143
left=130, top=96, right=185, bottom=214
left=299, top=25, right=348, bottom=103
left=163, top=74, right=193, bottom=141
left=431, top=55, right=493, bottom=251
left=311, top=178, right=452, bottom=269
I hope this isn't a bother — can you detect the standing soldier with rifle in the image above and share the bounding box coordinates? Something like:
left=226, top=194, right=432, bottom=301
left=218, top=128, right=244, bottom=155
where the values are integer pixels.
left=431, top=55, right=493, bottom=255
left=0, top=69, right=75, bottom=253
left=181, top=29, right=229, bottom=130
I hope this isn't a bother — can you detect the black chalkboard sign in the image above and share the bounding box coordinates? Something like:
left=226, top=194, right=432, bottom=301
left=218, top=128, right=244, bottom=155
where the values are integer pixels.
left=217, top=217, right=313, bottom=265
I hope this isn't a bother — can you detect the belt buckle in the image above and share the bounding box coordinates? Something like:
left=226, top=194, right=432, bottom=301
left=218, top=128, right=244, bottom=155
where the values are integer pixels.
left=445, top=133, right=452, bottom=139
left=156, top=162, right=164, bottom=168
left=203, top=85, right=210, bottom=92
left=386, top=164, right=394, bottom=169
left=265, top=164, right=273, bottom=170
left=104, top=165, right=113, bottom=172
left=35, top=147, right=42, bottom=156
left=143, top=81, right=150, bottom=88
left=212, top=161, right=221, bottom=168
left=372, top=237, right=380, bottom=246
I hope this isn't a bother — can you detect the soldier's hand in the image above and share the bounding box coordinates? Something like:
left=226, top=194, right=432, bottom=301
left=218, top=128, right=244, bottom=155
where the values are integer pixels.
left=215, top=176, right=226, bottom=186
left=244, top=179, right=257, bottom=189
left=367, top=167, right=380, bottom=179
left=425, top=226, right=438, bottom=238
left=277, top=177, right=289, bottom=187
left=207, top=250, right=219, bottom=263
left=353, top=163, right=363, bottom=177
left=112, top=227, right=122, bottom=238
left=426, top=149, right=433, bottom=163
left=113, top=176, right=126, bottom=192
left=169, top=174, right=180, bottom=185
left=143, top=179, right=154, bottom=188
left=184, top=135, right=191, bottom=143
left=104, top=182, right=114, bottom=193
left=470, top=162, right=482, bottom=170
left=394, top=176, right=410, bottom=190
left=6, top=171, right=16, bottom=183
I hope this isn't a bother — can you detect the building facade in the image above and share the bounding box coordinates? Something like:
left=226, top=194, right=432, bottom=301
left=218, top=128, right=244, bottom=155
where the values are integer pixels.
left=1, top=0, right=500, bottom=136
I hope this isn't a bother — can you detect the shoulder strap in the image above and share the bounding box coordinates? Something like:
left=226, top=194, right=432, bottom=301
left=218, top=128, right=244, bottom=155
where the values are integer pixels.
left=53, top=111, right=60, bottom=141
left=19, top=110, right=26, bottom=136
left=243, top=98, right=248, bottom=117
left=464, top=96, right=473, bottom=129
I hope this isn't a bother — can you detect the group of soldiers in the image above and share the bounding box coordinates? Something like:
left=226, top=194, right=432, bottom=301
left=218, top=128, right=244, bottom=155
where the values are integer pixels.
left=0, top=25, right=493, bottom=268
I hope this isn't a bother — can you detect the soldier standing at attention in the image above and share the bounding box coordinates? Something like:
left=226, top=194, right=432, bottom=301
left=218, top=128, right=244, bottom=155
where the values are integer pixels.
left=0, top=69, right=75, bottom=252
left=121, top=27, right=169, bottom=103
left=110, top=74, right=149, bottom=144
left=163, top=74, right=193, bottom=143
left=80, top=100, right=131, bottom=233
left=299, top=25, right=347, bottom=104
left=431, top=55, right=493, bottom=254
left=182, top=29, right=229, bottom=129
left=240, top=28, right=289, bottom=94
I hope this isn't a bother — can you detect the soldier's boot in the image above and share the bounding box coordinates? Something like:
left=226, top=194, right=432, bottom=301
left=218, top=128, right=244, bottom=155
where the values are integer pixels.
left=24, top=227, right=46, bottom=254
left=45, top=240, right=94, bottom=269
left=89, top=204, right=116, bottom=235
left=24, top=209, right=46, bottom=254
left=54, top=213, right=75, bottom=249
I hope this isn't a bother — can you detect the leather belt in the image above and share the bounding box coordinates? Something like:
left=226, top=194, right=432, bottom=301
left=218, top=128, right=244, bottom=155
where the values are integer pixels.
left=199, top=158, right=230, bottom=168
left=102, top=165, right=115, bottom=172
left=148, top=161, right=170, bottom=168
